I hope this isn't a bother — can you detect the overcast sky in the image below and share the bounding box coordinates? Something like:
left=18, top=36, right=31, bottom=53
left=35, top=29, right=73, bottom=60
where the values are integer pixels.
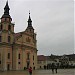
left=0, top=0, right=74, bottom=55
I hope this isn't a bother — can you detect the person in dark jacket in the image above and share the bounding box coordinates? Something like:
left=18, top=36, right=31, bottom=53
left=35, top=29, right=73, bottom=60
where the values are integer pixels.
left=51, top=63, right=54, bottom=74
left=55, top=64, right=58, bottom=73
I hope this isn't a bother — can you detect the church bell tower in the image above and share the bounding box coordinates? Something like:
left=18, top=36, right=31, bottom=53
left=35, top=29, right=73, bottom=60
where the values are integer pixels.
left=0, top=1, right=14, bottom=70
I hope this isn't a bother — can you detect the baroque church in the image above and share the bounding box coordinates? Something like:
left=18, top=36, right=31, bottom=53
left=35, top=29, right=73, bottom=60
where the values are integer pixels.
left=0, top=1, right=37, bottom=70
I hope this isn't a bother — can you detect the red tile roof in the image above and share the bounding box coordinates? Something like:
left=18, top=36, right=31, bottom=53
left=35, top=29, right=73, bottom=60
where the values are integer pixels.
left=14, top=33, right=21, bottom=38
left=37, top=55, right=46, bottom=61
left=14, top=32, right=22, bottom=41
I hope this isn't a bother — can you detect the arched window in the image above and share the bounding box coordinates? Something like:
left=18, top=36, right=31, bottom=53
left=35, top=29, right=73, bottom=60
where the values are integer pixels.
left=33, top=55, right=34, bottom=60
left=18, top=54, right=20, bottom=59
left=27, top=53, right=30, bottom=60
left=0, top=36, right=2, bottom=42
left=8, top=25, right=11, bottom=30
left=8, top=36, right=10, bottom=42
left=0, top=24, right=2, bottom=30
left=0, top=53, right=1, bottom=59
left=0, top=53, right=1, bottom=64
left=8, top=53, right=10, bottom=59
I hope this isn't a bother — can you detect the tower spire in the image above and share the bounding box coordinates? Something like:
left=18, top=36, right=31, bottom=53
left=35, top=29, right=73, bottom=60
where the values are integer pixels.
left=27, top=11, right=32, bottom=27
left=1, top=0, right=12, bottom=21
left=4, top=0, right=10, bottom=15
left=26, top=11, right=34, bottom=32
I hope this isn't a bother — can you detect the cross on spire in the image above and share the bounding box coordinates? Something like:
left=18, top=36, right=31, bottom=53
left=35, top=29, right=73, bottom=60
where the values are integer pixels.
left=29, top=10, right=30, bottom=15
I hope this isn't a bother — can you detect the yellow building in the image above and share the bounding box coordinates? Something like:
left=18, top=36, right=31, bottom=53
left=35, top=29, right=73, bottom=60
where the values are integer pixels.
left=37, top=55, right=46, bottom=69
left=0, top=1, right=37, bottom=70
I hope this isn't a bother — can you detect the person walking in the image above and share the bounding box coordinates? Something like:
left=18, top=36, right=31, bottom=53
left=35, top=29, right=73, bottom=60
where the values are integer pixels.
left=28, top=67, right=32, bottom=75
left=55, top=64, right=58, bottom=73
left=51, top=63, right=54, bottom=74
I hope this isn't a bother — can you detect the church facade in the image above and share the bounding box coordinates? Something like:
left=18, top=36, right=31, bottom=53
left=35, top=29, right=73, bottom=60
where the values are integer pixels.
left=0, top=1, right=37, bottom=70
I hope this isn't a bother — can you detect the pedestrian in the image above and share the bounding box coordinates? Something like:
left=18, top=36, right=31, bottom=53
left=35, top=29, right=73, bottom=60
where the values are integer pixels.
left=28, top=67, right=32, bottom=75
left=52, top=68, right=54, bottom=74
left=51, top=63, right=54, bottom=74
left=55, top=64, right=58, bottom=73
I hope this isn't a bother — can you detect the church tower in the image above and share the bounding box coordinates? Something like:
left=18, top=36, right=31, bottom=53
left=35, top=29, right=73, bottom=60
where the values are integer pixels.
left=0, top=1, right=14, bottom=70
left=25, top=12, right=37, bottom=69
left=0, top=1, right=37, bottom=71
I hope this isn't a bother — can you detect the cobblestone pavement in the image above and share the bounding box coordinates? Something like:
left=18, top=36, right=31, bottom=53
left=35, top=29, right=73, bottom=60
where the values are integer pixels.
left=0, top=69, right=75, bottom=75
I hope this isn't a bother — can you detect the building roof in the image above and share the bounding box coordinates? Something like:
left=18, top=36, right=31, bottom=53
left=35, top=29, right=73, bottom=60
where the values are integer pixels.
left=14, top=33, right=22, bottom=41
left=14, top=33, right=21, bottom=38
left=37, top=55, right=46, bottom=61
left=66, top=54, right=75, bottom=61
left=37, top=54, right=75, bottom=62
left=37, top=55, right=54, bottom=61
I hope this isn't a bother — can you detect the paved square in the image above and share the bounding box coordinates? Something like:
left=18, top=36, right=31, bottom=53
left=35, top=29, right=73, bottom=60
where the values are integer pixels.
left=0, top=69, right=75, bottom=75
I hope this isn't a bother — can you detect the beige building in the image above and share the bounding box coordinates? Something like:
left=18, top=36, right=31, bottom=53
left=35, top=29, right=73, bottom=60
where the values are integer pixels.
left=37, top=55, right=56, bottom=69
left=37, top=55, right=46, bottom=69
left=0, top=1, right=37, bottom=70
